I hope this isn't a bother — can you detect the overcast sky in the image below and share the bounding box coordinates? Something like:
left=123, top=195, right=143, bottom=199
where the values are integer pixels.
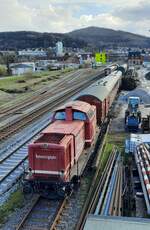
left=1, top=0, right=150, bottom=36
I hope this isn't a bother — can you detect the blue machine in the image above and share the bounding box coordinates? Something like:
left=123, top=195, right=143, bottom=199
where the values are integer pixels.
left=125, top=97, right=141, bottom=132
left=126, top=115, right=140, bottom=132
left=128, top=96, right=140, bottom=113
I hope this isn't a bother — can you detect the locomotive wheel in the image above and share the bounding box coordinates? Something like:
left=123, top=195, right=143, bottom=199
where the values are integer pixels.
left=72, top=176, right=81, bottom=190
left=57, top=186, right=66, bottom=199
left=22, top=182, right=33, bottom=200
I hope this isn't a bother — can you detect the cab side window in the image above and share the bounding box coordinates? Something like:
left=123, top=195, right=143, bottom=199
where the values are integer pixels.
left=55, top=111, right=66, bottom=120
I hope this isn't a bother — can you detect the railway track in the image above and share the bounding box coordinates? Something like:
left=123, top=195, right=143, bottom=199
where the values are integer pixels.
left=50, top=178, right=92, bottom=230
left=0, top=69, right=106, bottom=203
left=0, top=68, right=120, bottom=228
left=0, top=69, right=82, bottom=116
left=13, top=167, right=93, bottom=230
left=0, top=109, right=122, bottom=230
left=76, top=147, right=123, bottom=229
left=48, top=121, right=112, bottom=230
left=100, top=154, right=122, bottom=216
left=9, top=119, right=109, bottom=230
left=0, top=116, right=50, bottom=163
left=0, top=69, right=100, bottom=123
left=15, top=195, right=62, bottom=230
left=0, top=115, right=51, bottom=204
left=0, top=69, right=105, bottom=141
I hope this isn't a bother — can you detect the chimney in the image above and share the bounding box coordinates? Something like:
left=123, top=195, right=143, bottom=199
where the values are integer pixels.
left=66, top=106, right=72, bottom=121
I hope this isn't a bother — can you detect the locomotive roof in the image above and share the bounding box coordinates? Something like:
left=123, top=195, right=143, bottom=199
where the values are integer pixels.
left=55, top=100, right=92, bottom=114
left=75, top=71, right=122, bottom=102
left=42, top=120, right=84, bottom=136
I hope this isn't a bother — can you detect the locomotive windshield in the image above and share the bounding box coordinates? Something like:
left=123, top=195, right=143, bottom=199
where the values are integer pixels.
left=55, top=111, right=66, bottom=120
left=54, top=111, right=87, bottom=121
left=73, top=111, right=86, bottom=120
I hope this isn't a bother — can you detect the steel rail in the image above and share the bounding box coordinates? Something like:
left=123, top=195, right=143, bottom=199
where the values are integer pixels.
left=15, top=195, right=41, bottom=230
left=0, top=69, right=82, bottom=115
left=94, top=149, right=117, bottom=215
left=49, top=196, right=70, bottom=230
left=75, top=121, right=113, bottom=230
left=0, top=69, right=101, bottom=120
left=0, top=71, right=105, bottom=141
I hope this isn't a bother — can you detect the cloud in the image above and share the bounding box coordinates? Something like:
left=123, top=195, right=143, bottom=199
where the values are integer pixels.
left=114, top=1, right=150, bottom=21
left=111, top=0, right=150, bottom=36
left=0, top=0, right=35, bottom=31
left=0, top=0, right=149, bottom=37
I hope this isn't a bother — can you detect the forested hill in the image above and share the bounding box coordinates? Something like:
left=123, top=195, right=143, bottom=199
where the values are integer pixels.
left=0, top=26, right=150, bottom=50
left=0, top=31, right=87, bottom=50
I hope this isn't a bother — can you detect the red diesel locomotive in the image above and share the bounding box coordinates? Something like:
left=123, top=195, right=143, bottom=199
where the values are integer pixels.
left=24, top=101, right=96, bottom=198
left=23, top=70, right=123, bottom=198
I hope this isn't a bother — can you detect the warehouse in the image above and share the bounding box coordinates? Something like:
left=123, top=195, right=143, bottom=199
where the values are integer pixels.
left=125, top=134, right=150, bottom=153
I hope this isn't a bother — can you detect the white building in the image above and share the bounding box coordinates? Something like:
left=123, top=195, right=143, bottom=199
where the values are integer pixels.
left=18, top=49, right=47, bottom=57
left=10, top=62, right=35, bottom=75
left=56, top=41, right=63, bottom=57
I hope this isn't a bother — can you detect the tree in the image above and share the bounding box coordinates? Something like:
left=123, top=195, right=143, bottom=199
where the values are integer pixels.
left=2, top=53, right=17, bottom=75
left=63, top=53, right=69, bottom=61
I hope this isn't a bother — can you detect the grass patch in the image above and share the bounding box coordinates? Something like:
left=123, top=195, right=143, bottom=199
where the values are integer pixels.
left=0, top=189, right=24, bottom=224
left=0, top=70, right=61, bottom=93
left=100, top=142, right=114, bottom=171
left=0, top=68, right=74, bottom=94
left=98, top=132, right=128, bottom=171
left=107, top=132, right=128, bottom=153
left=0, top=68, right=76, bottom=106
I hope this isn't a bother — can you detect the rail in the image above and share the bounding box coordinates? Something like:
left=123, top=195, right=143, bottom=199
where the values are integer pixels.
left=0, top=70, right=105, bottom=141
left=76, top=148, right=123, bottom=230
left=15, top=195, right=41, bottom=230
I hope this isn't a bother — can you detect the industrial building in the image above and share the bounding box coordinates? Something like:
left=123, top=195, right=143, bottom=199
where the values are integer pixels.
left=10, top=62, right=36, bottom=75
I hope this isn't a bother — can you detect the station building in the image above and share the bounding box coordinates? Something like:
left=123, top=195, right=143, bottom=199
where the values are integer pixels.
left=128, top=51, right=143, bottom=65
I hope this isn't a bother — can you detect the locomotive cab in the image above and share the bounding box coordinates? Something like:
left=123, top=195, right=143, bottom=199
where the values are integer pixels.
left=24, top=121, right=85, bottom=198
left=52, top=100, right=96, bottom=146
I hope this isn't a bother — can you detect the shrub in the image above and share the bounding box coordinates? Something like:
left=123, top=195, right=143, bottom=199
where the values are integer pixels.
left=0, top=66, right=7, bottom=76
left=24, top=71, right=33, bottom=78
left=0, top=190, right=24, bottom=224
left=16, top=79, right=26, bottom=83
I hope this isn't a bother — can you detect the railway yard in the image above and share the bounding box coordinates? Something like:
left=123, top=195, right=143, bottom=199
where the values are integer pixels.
left=1, top=64, right=150, bottom=230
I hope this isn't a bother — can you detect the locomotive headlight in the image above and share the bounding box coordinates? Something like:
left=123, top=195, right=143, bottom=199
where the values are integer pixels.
left=43, top=143, right=49, bottom=148
left=60, top=170, right=64, bottom=178
left=62, top=186, right=66, bottom=191
left=28, top=168, right=32, bottom=176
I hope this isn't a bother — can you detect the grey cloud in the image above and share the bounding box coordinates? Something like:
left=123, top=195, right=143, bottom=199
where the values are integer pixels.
left=114, top=1, right=150, bottom=21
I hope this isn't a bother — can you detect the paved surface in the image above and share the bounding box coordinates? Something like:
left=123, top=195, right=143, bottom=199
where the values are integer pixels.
left=110, top=67, right=150, bottom=133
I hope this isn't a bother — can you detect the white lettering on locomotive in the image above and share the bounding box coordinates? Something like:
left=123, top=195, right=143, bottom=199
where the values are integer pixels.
left=36, top=154, right=56, bottom=160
